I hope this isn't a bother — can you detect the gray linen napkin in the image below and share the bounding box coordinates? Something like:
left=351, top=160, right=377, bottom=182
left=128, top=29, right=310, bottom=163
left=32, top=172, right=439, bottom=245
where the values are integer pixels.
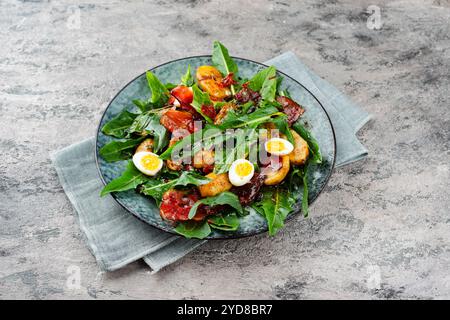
left=51, top=52, right=371, bottom=272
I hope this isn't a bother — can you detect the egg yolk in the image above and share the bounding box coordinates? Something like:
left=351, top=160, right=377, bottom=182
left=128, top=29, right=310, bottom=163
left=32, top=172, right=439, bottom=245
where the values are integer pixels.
left=266, top=140, right=286, bottom=153
left=141, top=154, right=160, bottom=171
left=235, top=162, right=253, bottom=177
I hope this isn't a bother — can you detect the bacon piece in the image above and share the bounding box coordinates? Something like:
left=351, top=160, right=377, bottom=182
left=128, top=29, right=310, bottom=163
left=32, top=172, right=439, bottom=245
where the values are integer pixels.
left=230, top=172, right=265, bottom=206
left=160, top=189, right=205, bottom=222
left=160, top=189, right=223, bottom=222
left=220, top=73, right=237, bottom=87
left=276, top=96, right=305, bottom=126
left=235, top=83, right=261, bottom=104
left=201, top=104, right=217, bottom=120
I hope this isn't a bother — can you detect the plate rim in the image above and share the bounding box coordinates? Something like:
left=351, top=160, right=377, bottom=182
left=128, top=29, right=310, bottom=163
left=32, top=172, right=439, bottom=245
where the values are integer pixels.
left=95, top=55, right=337, bottom=240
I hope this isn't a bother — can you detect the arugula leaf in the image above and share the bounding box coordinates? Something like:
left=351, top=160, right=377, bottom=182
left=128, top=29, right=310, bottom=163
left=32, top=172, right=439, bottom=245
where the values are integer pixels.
left=270, top=115, right=295, bottom=144
left=146, top=71, right=169, bottom=104
left=276, top=76, right=284, bottom=92
left=132, top=99, right=152, bottom=112
left=188, top=191, right=243, bottom=219
left=252, top=188, right=294, bottom=236
left=99, top=136, right=145, bottom=162
left=301, top=166, right=309, bottom=217
left=219, top=105, right=282, bottom=129
left=128, top=112, right=169, bottom=153
left=248, top=66, right=276, bottom=92
left=160, top=107, right=283, bottom=162
left=159, top=124, right=226, bottom=161
left=175, top=221, right=211, bottom=239
left=100, top=161, right=148, bottom=196
left=181, top=64, right=194, bottom=86
left=165, top=83, right=178, bottom=90
left=260, top=67, right=277, bottom=102
left=240, top=101, right=254, bottom=114
left=292, top=123, right=322, bottom=164
left=208, top=213, right=240, bottom=231
left=191, top=84, right=214, bottom=123
left=140, top=171, right=211, bottom=203
left=278, top=89, right=292, bottom=99
left=214, top=128, right=258, bottom=174
left=289, top=165, right=309, bottom=217
left=212, top=41, right=238, bottom=94
left=101, top=110, right=138, bottom=138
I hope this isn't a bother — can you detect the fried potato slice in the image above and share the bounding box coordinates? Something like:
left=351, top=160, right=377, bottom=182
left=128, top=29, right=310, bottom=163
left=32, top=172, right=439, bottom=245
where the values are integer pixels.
left=264, top=155, right=290, bottom=186
left=289, top=129, right=309, bottom=165
left=196, top=66, right=230, bottom=101
left=135, top=138, right=154, bottom=153
left=198, top=172, right=232, bottom=197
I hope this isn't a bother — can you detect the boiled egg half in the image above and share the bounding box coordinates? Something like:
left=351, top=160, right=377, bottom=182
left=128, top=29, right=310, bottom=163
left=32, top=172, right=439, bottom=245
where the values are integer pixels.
left=265, top=137, right=294, bottom=156
left=228, top=159, right=254, bottom=187
left=132, top=152, right=163, bottom=176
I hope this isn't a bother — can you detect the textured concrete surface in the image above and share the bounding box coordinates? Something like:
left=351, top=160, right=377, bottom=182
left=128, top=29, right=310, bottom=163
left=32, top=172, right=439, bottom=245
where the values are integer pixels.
left=0, top=0, right=449, bottom=299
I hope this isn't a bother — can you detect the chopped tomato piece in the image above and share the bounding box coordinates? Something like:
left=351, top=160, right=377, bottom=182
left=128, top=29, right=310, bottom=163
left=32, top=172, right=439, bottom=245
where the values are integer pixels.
left=160, top=109, right=194, bottom=133
left=170, top=85, right=193, bottom=106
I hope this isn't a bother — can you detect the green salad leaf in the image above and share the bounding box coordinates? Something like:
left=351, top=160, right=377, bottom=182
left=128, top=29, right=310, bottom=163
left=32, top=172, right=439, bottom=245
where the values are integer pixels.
left=165, top=83, right=178, bottom=90
left=159, top=124, right=228, bottom=161
left=100, top=161, right=149, bottom=196
left=219, top=105, right=282, bottom=129
left=208, top=213, right=240, bottom=231
left=260, top=67, right=277, bottom=102
left=188, top=191, right=243, bottom=219
left=132, top=99, right=150, bottom=112
left=252, top=188, right=294, bottom=236
left=240, top=101, right=254, bottom=114
left=161, top=105, right=284, bottom=162
left=101, top=110, right=138, bottom=138
left=146, top=71, right=169, bottom=104
left=174, top=221, right=211, bottom=239
left=191, top=84, right=214, bottom=123
left=270, top=115, right=295, bottom=144
left=214, top=128, right=258, bottom=174
left=292, top=123, right=322, bottom=164
left=99, top=136, right=145, bottom=162
left=212, top=41, right=238, bottom=94
left=289, top=165, right=309, bottom=217
left=127, top=112, right=169, bottom=153
left=248, top=66, right=276, bottom=92
left=161, top=107, right=284, bottom=162
left=140, top=171, right=211, bottom=203
left=181, top=64, right=194, bottom=86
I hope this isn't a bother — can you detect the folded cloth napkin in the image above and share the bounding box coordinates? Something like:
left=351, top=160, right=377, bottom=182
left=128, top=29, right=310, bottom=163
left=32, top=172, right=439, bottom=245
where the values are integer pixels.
left=51, top=52, right=371, bottom=272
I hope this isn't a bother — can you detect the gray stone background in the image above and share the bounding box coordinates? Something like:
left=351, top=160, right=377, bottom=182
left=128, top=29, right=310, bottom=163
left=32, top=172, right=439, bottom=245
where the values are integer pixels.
left=0, top=0, right=449, bottom=299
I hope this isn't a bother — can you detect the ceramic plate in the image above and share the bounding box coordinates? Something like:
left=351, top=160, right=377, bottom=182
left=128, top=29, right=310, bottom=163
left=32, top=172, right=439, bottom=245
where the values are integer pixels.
left=95, top=56, right=336, bottom=239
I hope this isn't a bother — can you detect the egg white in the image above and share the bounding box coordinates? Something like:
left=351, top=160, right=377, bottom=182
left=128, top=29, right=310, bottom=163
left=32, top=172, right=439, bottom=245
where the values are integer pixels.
left=228, top=159, right=254, bottom=187
left=132, top=152, right=163, bottom=176
left=264, top=137, right=294, bottom=156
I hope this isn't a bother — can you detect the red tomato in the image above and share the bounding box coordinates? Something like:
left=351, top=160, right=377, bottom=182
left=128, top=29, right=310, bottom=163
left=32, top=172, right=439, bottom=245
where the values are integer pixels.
left=160, top=109, right=194, bottom=133
left=170, top=85, right=193, bottom=106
